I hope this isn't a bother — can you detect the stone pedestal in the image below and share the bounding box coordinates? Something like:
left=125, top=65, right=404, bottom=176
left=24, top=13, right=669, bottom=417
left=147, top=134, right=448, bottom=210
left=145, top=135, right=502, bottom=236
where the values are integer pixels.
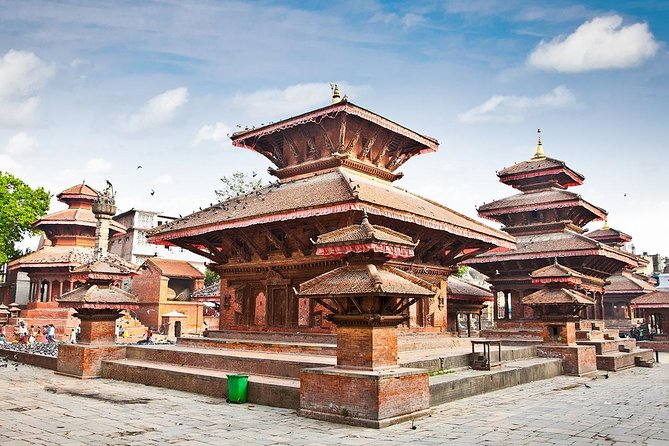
left=299, top=321, right=429, bottom=428
left=537, top=345, right=597, bottom=376
left=57, top=344, right=126, bottom=379
left=56, top=309, right=125, bottom=379
left=336, top=325, right=398, bottom=370
left=299, top=366, right=429, bottom=428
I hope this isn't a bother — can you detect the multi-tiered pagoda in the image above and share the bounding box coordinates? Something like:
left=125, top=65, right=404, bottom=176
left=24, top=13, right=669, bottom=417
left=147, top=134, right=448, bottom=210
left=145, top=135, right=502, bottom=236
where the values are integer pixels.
left=148, top=92, right=515, bottom=334
left=465, top=131, right=641, bottom=327
left=586, top=221, right=655, bottom=327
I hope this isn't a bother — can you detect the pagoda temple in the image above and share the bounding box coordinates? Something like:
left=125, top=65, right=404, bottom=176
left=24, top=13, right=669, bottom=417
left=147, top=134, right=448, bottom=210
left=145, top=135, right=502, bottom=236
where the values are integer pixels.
left=7, top=183, right=130, bottom=340
left=585, top=221, right=655, bottom=327
left=148, top=91, right=515, bottom=334
left=465, top=131, right=642, bottom=329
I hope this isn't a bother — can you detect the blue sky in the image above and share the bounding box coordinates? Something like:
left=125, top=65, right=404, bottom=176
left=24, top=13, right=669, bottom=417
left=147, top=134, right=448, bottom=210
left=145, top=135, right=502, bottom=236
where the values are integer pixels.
left=0, top=0, right=667, bottom=255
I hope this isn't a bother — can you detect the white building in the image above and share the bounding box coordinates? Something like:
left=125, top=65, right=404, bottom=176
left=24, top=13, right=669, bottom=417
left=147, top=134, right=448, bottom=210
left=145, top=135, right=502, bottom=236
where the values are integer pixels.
left=109, top=209, right=207, bottom=271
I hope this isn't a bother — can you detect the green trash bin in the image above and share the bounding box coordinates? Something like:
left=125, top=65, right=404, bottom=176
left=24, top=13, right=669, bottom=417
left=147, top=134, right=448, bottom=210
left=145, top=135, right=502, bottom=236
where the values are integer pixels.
left=227, top=374, right=249, bottom=403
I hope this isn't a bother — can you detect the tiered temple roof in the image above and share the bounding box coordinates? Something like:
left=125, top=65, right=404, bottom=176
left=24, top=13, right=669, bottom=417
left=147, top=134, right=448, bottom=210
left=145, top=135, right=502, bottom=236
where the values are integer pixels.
left=148, top=99, right=514, bottom=269
left=466, top=131, right=641, bottom=280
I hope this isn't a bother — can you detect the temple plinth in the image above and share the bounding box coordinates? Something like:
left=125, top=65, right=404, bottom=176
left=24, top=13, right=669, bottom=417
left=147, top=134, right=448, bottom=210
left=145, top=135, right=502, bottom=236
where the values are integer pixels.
left=56, top=183, right=140, bottom=379
left=522, top=262, right=598, bottom=375
left=297, top=214, right=434, bottom=427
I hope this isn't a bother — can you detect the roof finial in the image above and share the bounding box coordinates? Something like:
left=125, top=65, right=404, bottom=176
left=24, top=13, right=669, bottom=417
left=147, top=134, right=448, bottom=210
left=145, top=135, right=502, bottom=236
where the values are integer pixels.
left=533, top=128, right=545, bottom=159
left=602, top=218, right=610, bottom=230
left=330, top=82, right=341, bottom=104
left=360, top=210, right=374, bottom=235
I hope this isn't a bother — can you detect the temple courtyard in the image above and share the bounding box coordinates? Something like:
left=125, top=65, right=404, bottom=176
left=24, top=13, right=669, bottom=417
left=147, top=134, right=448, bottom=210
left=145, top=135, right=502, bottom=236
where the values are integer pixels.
left=0, top=353, right=667, bottom=445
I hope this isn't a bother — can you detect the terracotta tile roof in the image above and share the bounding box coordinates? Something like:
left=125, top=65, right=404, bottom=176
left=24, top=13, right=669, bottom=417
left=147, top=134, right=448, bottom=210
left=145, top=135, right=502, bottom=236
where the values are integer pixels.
left=8, top=246, right=97, bottom=269
left=57, top=183, right=99, bottom=201
left=522, top=288, right=594, bottom=306
left=71, top=255, right=138, bottom=276
left=447, top=276, right=492, bottom=299
left=299, top=263, right=435, bottom=298
left=34, top=208, right=126, bottom=234
left=631, top=290, right=669, bottom=307
left=478, top=189, right=606, bottom=217
left=585, top=227, right=632, bottom=243
left=316, top=216, right=415, bottom=247
left=148, top=168, right=515, bottom=249
left=466, top=230, right=639, bottom=267
left=146, top=258, right=204, bottom=279
left=530, top=262, right=587, bottom=280
left=191, top=282, right=220, bottom=299
left=498, top=157, right=583, bottom=179
left=58, top=284, right=138, bottom=308
left=606, top=272, right=656, bottom=294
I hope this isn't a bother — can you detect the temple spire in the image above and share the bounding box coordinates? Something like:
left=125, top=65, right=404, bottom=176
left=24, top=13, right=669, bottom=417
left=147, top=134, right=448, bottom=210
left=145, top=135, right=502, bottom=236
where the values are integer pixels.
left=532, top=128, right=545, bottom=159
left=330, top=82, right=341, bottom=104
left=602, top=218, right=610, bottom=230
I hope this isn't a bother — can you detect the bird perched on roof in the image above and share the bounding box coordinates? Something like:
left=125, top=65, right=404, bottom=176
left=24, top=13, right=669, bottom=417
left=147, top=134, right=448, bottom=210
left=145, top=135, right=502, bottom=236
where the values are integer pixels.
left=150, top=189, right=155, bottom=196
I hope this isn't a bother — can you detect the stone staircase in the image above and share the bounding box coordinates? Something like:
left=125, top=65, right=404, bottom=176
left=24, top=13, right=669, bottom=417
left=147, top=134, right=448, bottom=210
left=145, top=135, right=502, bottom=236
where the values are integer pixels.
left=101, top=333, right=564, bottom=410
left=576, top=338, right=654, bottom=371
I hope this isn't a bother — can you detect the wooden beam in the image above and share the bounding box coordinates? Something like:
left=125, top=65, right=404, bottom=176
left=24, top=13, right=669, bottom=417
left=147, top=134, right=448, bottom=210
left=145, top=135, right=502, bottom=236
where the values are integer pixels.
left=359, top=127, right=382, bottom=160
left=312, top=218, right=328, bottom=235
left=318, top=122, right=336, bottom=155
left=338, top=113, right=347, bottom=152
left=277, top=222, right=312, bottom=255
left=259, top=227, right=292, bottom=258
left=171, top=240, right=219, bottom=262
left=345, top=121, right=363, bottom=155
left=236, top=229, right=268, bottom=261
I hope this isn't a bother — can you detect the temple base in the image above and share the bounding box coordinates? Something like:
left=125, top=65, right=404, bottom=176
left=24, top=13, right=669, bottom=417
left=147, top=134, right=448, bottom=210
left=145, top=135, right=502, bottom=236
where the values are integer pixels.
left=537, top=344, right=597, bottom=376
left=56, top=344, right=126, bottom=379
left=299, top=366, right=429, bottom=428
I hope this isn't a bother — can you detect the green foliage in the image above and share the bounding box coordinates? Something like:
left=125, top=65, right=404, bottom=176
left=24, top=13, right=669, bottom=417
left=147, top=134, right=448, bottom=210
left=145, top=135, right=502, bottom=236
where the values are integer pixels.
left=0, top=172, right=51, bottom=262
left=215, top=171, right=263, bottom=201
left=454, top=265, right=469, bottom=277
left=204, top=268, right=220, bottom=286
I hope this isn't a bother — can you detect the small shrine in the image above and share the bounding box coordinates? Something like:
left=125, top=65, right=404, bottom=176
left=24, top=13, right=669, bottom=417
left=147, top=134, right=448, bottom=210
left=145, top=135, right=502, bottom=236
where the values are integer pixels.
left=297, top=212, right=435, bottom=428
left=56, top=182, right=140, bottom=379
left=522, top=261, right=599, bottom=375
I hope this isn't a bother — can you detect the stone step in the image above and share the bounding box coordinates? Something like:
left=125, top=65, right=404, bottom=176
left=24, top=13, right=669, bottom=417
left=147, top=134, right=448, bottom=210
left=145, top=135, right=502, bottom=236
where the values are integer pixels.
left=125, top=345, right=334, bottom=379
left=101, top=354, right=558, bottom=411
left=178, top=336, right=337, bottom=356
left=101, top=358, right=300, bottom=409
left=596, top=348, right=655, bottom=371
left=207, top=330, right=335, bottom=344
left=429, top=357, right=563, bottom=406
left=577, top=338, right=637, bottom=355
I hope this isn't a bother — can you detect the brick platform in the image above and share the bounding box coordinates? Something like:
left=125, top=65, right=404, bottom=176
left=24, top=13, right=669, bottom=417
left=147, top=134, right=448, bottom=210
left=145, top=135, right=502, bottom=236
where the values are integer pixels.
left=299, top=366, right=430, bottom=428
left=57, top=344, right=126, bottom=378
left=537, top=345, right=597, bottom=376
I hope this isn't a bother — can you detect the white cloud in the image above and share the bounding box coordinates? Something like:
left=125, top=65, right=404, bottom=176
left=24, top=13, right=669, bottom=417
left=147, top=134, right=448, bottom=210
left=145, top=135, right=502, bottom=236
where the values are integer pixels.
left=57, top=158, right=112, bottom=182
left=232, top=82, right=365, bottom=119
left=369, top=12, right=425, bottom=29
left=0, top=153, right=23, bottom=176
left=0, top=50, right=55, bottom=125
left=193, top=122, right=231, bottom=146
left=4, top=131, right=38, bottom=155
left=85, top=158, right=112, bottom=173
left=118, top=87, right=189, bottom=133
left=152, top=174, right=173, bottom=186
left=528, top=15, right=660, bottom=73
left=458, top=86, right=576, bottom=124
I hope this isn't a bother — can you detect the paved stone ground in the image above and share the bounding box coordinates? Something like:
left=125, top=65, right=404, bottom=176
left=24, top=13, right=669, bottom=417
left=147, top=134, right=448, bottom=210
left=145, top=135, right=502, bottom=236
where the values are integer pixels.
left=0, top=353, right=667, bottom=445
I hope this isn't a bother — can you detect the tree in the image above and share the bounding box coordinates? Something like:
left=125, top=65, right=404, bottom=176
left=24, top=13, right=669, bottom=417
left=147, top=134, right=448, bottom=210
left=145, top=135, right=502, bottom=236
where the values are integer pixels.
left=215, top=171, right=263, bottom=201
left=204, top=268, right=220, bottom=286
left=0, top=172, right=51, bottom=262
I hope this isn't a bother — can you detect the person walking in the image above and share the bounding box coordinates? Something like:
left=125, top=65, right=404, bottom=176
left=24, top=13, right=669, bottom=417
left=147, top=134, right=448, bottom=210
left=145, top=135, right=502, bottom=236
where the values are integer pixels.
left=146, top=326, right=153, bottom=344
left=69, top=327, right=77, bottom=344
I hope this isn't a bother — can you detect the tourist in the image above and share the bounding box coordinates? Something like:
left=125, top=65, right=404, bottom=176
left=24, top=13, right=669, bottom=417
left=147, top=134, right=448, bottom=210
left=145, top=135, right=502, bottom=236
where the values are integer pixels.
left=46, top=324, right=56, bottom=343
left=18, top=321, right=28, bottom=344
left=146, top=327, right=153, bottom=344
left=28, top=325, right=35, bottom=344
left=115, top=324, right=120, bottom=341
left=0, top=325, right=5, bottom=344
left=69, top=327, right=77, bottom=344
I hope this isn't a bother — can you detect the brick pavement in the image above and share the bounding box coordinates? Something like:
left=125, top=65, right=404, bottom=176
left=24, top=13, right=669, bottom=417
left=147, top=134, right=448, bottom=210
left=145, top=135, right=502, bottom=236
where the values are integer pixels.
left=0, top=353, right=667, bottom=445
